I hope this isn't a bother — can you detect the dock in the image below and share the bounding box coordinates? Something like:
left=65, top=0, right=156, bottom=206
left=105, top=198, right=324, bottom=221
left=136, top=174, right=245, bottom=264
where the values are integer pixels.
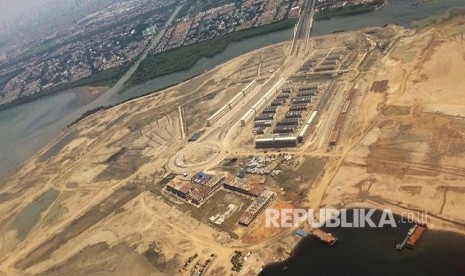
left=309, top=228, right=338, bottom=246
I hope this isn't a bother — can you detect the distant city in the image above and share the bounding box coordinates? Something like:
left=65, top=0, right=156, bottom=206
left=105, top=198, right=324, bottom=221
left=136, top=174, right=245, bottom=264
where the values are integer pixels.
left=0, top=0, right=376, bottom=106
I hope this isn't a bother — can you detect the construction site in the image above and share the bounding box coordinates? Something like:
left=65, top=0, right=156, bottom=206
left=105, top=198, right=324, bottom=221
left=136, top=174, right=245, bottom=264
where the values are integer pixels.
left=1, top=7, right=465, bottom=276
left=163, top=171, right=276, bottom=228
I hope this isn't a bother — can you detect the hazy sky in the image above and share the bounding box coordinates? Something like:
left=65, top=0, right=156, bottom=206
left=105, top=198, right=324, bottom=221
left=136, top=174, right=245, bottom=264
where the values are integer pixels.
left=0, top=0, right=55, bottom=24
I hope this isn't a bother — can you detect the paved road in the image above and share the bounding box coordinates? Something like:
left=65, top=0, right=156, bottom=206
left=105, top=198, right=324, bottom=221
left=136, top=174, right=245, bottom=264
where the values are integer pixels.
left=94, top=5, right=183, bottom=106
left=290, top=0, right=316, bottom=56
left=304, top=0, right=317, bottom=54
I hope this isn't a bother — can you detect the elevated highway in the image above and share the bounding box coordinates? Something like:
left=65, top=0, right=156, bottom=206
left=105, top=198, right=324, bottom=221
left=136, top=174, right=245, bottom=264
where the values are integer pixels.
left=289, top=0, right=316, bottom=56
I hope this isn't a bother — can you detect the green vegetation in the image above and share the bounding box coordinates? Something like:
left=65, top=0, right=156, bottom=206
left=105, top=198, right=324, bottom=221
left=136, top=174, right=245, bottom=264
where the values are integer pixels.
left=2, top=8, right=294, bottom=111
left=3, top=3, right=177, bottom=71
left=54, top=62, right=130, bottom=89
left=315, top=0, right=384, bottom=21
left=0, top=70, right=22, bottom=92
left=176, top=4, right=192, bottom=19
left=179, top=0, right=242, bottom=18
left=413, top=7, right=465, bottom=29
left=126, top=18, right=296, bottom=87
left=231, top=251, right=244, bottom=272
left=0, top=2, right=172, bottom=109
left=19, top=39, right=57, bottom=58
left=1, top=39, right=61, bottom=70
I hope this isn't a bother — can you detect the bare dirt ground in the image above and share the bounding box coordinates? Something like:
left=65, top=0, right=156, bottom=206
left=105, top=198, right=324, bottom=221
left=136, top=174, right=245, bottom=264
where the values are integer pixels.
left=0, top=41, right=291, bottom=276
left=321, top=17, right=465, bottom=235
left=0, top=16, right=465, bottom=276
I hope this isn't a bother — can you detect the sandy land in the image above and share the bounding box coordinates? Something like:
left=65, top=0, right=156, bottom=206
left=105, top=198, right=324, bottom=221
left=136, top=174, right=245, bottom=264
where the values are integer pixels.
left=0, top=16, right=465, bottom=276
left=320, top=16, right=465, bottom=233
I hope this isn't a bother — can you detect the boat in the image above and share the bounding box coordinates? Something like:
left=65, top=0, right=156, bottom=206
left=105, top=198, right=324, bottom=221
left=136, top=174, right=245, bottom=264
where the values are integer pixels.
left=406, top=223, right=427, bottom=249
left=396, top=235, right=409, bottom=251
left=396, top=224, right=427, bottom=251
left=396, top=225, right=418, bottom=251
left=407, top=225, right=417, bottom=236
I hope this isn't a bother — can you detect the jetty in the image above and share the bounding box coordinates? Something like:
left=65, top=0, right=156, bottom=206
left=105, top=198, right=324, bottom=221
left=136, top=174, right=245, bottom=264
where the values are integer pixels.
left=309, top=228, right=338, bottom=246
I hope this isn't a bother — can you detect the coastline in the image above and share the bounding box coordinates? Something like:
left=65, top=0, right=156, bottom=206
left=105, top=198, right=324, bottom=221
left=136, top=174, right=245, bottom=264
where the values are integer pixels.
left=2, top=5, right=465, bottom=273
left=0, top=62, right=131, bottom=112
left=259, top=204, right=465, bottom=274
left=0, top=0, right=395, bottom=112
left=69, top=38, right=292, bottom=127
left=315, top=0, right=385, bottom=21
left=0, top=19, right=296, bottom=112
left=345, top=201, right=465, bottom=236
left=125, top=18, right=297, bottom=88
left=0, top=40, right=291, bottom=183
left=257, top=8, right=465, bottom=272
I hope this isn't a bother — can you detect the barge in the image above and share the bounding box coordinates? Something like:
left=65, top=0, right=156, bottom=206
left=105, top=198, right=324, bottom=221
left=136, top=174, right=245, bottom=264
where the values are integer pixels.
left=309, top=229, right=338, bottom=246
left=406, top=223, right=427, bottom=249
left=396, top=223, right=427, bottom=251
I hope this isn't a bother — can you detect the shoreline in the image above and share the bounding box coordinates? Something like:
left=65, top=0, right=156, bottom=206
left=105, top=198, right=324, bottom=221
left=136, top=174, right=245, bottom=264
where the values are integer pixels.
left=0, top=39, right=291, bottom=184
left=260, top=203, right=465, bottom=273
left=0, top=0, right=396, bottom=112
left=0, top=63, right=131, bottom=112
left=0, top=20, right=296, bottom=113
left=345, top=201, right=465, bottom=236
left=2, top=7, right=465, bottom=273
left=3, top=2, right=464, bottom=113
left=125, top=18, right=297, bottom=88
left=68, top=38, right=293, bottom=127
left=315, top=0, right=385, bottom=21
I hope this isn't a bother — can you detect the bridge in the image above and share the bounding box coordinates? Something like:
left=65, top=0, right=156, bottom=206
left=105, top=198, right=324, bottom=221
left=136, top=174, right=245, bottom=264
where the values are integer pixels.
left=289, top=0, right=317, bottom=56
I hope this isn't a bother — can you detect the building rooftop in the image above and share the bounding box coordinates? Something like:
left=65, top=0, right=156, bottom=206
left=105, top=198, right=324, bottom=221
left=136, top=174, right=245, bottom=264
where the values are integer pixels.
left=226, top=177, right=265, bottom=197
left=167, top=179, right=194, bottom=195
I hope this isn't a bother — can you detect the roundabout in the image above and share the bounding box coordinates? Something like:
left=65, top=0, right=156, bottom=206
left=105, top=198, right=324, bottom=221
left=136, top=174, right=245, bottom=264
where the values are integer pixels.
left=166, top=141, right=225, bottom=173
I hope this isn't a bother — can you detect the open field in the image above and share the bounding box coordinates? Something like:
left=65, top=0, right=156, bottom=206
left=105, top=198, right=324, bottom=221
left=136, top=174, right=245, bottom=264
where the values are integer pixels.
left=321, top=16, right=465, bottom=231
left=1, top=15, right=465, bottom=276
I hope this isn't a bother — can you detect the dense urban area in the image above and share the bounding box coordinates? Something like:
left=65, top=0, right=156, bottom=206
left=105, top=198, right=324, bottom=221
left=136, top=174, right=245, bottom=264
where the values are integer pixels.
left=0, top=0, right=296, bottom=106
left=0, top=0, right=382, bottom=107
